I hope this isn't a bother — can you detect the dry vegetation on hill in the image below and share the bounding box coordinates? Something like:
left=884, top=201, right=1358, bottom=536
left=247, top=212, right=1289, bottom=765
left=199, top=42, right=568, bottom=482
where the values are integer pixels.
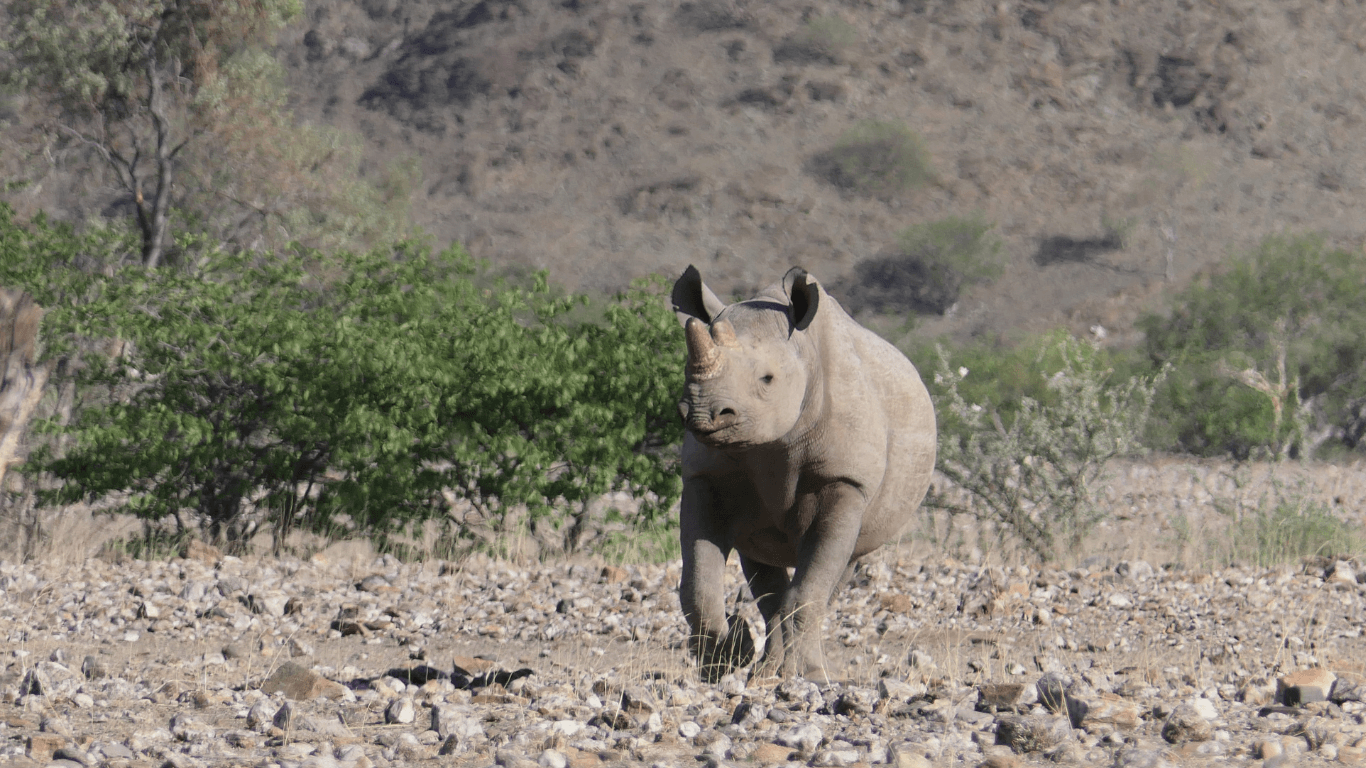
left=266, top=0, right=1366, bottom=344
left=3, top=0, right=1364, bottom=343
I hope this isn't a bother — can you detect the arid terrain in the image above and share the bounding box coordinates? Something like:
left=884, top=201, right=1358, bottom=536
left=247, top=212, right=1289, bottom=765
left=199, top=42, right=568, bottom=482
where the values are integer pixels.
left=4, top=1, right=1366, bottom=766
left=3, top=459, right=1366, bottom=767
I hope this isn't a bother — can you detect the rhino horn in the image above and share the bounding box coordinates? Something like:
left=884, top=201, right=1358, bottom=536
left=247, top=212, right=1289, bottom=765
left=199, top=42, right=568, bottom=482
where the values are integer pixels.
left=685, top=317, right=724, bottom=379
left=710, top=319, right=740, bottom=348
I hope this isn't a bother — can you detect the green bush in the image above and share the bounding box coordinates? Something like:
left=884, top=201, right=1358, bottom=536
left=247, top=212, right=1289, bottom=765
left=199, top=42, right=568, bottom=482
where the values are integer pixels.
left=1, top=205, right=685, bottom=554
left=844, top=215, right=1002, bottom=315
left=910, top=330, right=1122, bottom=438
left=1141, top=234, right=1366, bottom=458
left=772, top=16, right=857, bottom=64
left=808, top=121, right=933, bottom=197
left=929, top=333, right=1165, bottom=562
left=1206, top=472, right=1362, bottom=568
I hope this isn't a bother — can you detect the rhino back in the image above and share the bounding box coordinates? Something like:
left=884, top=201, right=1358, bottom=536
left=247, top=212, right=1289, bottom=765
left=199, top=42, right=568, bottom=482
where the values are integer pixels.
left=809, top=294, right=937, bottom=552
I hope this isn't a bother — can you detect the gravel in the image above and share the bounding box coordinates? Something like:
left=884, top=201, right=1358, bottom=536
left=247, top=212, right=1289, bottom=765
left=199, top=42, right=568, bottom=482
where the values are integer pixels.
left=2, top=544, right=1365, bottom=767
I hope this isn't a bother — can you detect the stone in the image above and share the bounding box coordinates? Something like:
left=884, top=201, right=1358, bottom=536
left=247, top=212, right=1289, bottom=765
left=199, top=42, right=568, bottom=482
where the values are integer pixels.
left=619, top=685, right=657, bottom=714
left=978, top=683, right=1036, bottom=712
left=40, top=716, right=75, bottom=738
left=247, top=700, right=276, bottom=731
left=273, top=700, right=296, bottom=730
left=431, top=705, right=484, bottom=746
left=80, top=655, right=107, bottom=679
left=53, top=746, right=93, bottom=766
left=299, top=714, right=352, bottom=738
left=994, top=715, right=1072, bottom=754
left=358, top=575, right=394, bottom=593
left=777, top=724, right=824, bottom=753
left=496, top=749, right=541, bottom=768
left=1331, top=672, right=1366, bottom=703
left=1035, top=672, right=1072, bottom=713
left=550, top=719, right=585, bottom=738
left=879, top=677, right=927, bottom=701
left=1240, top=678, right=1278, bottom=706
left=1253, top=739, right=1283, bottom=759
left=563, top=747, right=602, bottom=768
left=1278, top=669, right=1336, bottom=706
left=384, top=697, right=416, bottom=724
left=450, top=655, right=498, bottom=675
left=27, top=733, right=66, bottom=762
left=731, top=701, right=766, bottom=727
left=1189, top=697, right=1219, bottom=721
left=260, top=662, right=348, bottom=700
left=1297, top=716, right=1337, bottom=751
left=834, top=688, right=877, bottom=717
left=751, top=742, right=795, bottom=764
left=811, top=748, right=861, bottom=766
left=697, top=730, right=732, bottom=758
left=1116, top=560, right=1154, bottom=581
left=977, top=756, right=1020, bottom=768
left=539, top=749, right=568, bottom=768
left=1161, top=703, right=1213, bottom=744
left=97, top=743, right=135, bottom=760
left=1339, top=745, right=1365, bottom=764
left=223, top=641, right=251, bottom=660
left=888, top=743, right=932, bottom=768
left=1072, top=692, right=1141, bottom=731
left=1113, top=746, right=1175, bottom=768
left=1327, top=561, right=1357, bottom=584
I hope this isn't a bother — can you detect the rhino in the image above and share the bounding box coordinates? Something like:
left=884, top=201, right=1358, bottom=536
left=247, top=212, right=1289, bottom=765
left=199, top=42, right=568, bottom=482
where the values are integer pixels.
left=671, top=265, right=936, bottom=682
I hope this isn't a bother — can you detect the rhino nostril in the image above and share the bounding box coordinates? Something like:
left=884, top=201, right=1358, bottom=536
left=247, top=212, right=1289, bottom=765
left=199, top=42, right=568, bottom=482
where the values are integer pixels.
left=718, top=407, right=736, bottom=418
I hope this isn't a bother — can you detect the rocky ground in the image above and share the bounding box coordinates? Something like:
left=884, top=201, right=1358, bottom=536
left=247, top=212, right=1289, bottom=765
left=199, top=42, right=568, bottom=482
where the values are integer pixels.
left=2, top=534, right=1366, bottom=768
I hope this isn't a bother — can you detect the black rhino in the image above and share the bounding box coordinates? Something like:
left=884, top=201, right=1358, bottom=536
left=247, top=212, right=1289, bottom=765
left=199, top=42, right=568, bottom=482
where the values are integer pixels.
left=672, top=265, right=936, bottom=682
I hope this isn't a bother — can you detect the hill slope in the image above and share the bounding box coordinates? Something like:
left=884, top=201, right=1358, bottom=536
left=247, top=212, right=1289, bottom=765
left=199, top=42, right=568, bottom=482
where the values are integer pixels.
left=9, top=0, right=1366, bottom=344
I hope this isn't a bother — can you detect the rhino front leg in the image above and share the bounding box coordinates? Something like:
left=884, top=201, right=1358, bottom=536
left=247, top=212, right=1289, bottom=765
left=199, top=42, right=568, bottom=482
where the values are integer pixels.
left=739, top=555, right=790, bottom=678
left=680, top=485, right=754, bottom=683
left=779, top=482, right=865, bottom=681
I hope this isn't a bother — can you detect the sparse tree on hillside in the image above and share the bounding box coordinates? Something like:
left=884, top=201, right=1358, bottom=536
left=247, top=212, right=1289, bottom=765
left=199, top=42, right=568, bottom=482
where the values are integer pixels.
left=1, top=0, right=301, bottom=265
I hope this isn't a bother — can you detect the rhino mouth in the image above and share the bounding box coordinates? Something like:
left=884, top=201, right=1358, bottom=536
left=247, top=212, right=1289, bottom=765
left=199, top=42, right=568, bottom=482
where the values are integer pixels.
left=683, top=410, right=745, bottom=443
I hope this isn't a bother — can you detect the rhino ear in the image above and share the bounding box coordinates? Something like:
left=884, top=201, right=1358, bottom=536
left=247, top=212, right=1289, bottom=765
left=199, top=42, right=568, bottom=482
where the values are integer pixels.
left=786, top=267, right=820, bottom=332
left=672, top=265, right=726, bottom=326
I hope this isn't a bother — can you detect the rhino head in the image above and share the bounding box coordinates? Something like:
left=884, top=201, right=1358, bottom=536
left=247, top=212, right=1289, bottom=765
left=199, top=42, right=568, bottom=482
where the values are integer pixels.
left=671, top=265, right=821, bottom=449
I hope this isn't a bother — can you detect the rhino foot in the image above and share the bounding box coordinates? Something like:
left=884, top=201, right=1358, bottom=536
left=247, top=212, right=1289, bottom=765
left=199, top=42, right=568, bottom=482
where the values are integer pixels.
left=695, top=613, right=755, bottom=684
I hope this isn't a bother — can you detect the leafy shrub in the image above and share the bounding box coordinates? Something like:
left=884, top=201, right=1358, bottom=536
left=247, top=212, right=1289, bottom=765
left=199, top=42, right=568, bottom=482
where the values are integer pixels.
left=2, top=207, right=685, bottom=553
left=929, top=333, right=1165, bottom=562
left=772, top=17, right=857, bottom=64
left=843, top=215, right=1002, bottom=315
left=1206, top=472, right=1362, bottom=568
left=808, top=121, right=933, bottom=197
left=1140, top=234, right=1366, bottom=458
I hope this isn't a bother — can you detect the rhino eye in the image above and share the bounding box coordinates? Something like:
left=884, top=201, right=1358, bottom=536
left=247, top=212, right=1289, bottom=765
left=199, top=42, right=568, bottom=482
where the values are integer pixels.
left=760, top=374, right=774, bottom=385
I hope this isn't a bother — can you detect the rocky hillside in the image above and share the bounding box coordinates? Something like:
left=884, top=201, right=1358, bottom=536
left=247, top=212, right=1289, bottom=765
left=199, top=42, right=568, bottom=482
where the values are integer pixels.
left=276, top=0, right=1365, bottom=343
left=1, top=0, right=1362, bottom=344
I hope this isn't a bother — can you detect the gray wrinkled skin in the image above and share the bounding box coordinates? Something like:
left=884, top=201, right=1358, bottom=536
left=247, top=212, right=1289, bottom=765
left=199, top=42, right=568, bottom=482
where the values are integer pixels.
left=671, top=265, right=936, bottom=682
